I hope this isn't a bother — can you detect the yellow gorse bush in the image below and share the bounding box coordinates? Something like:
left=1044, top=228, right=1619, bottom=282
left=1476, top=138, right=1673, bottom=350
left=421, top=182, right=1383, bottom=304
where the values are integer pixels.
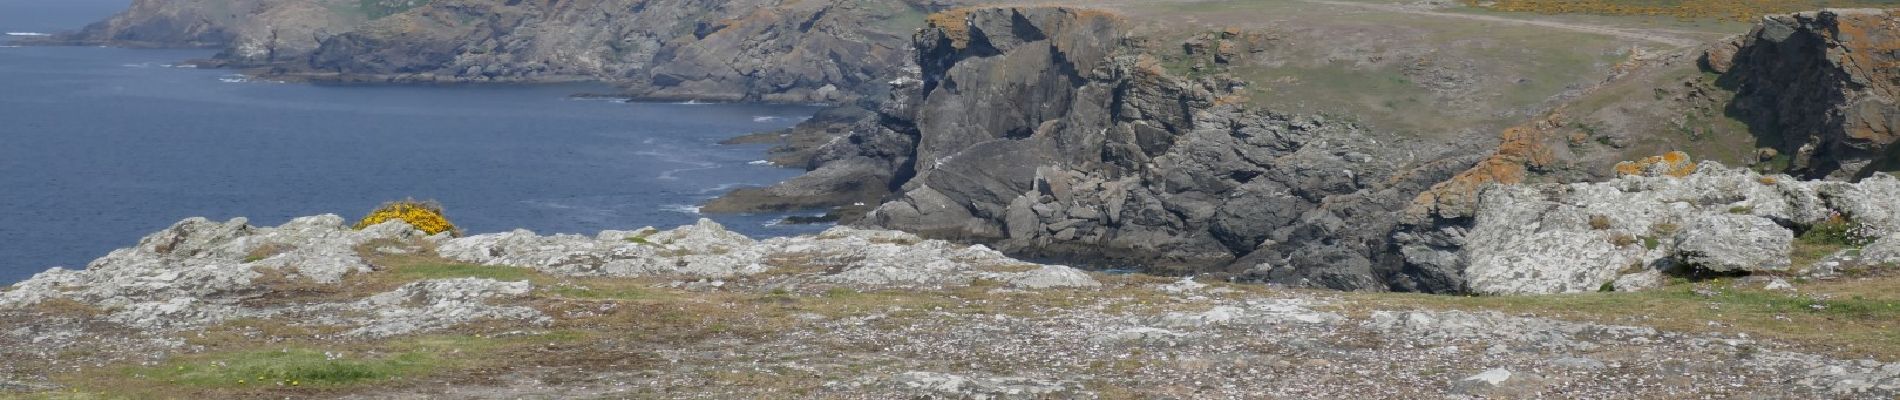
left=354, top=199, right=462, bottom=236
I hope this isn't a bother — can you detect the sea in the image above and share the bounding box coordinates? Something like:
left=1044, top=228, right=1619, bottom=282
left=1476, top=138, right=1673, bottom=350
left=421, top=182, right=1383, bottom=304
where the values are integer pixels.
left=0, top=0, right=831, bottom=283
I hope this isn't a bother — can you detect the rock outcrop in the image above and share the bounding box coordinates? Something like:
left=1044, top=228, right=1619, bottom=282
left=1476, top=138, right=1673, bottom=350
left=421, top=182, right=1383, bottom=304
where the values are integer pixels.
left=1711, top=9, right=1900, bottom=179
left=1415, top=161, right=1900, bottom=295
left=732, top=7, right=1474, bottom=289
left=0, top=214, right=1096, bottom=333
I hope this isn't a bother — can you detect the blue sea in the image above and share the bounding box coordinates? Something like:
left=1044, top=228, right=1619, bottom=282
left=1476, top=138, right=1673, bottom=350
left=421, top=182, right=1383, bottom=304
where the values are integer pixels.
left=0, top=1, right=829, bottom=283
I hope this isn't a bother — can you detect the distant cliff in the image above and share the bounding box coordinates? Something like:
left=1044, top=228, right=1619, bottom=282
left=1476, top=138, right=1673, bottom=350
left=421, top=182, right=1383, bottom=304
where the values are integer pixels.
left=43, top=0, right=939, bottom=103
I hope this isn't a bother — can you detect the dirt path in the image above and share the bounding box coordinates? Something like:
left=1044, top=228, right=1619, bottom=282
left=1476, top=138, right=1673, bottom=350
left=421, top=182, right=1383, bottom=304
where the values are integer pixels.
left=1295, top=0, right=1709, bottom=47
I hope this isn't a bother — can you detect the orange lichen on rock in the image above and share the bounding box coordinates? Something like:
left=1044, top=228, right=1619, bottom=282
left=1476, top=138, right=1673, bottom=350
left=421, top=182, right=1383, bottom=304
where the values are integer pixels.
left=1614, top=151, right=1698, bottom=178
left=1406, top=115, right=1562, bottom=221
left=926, top=9, right=974, bottom=49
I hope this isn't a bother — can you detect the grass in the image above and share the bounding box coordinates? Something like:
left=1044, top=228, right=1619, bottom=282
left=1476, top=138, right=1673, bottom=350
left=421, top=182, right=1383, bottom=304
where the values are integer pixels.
left=1341, top=276, right=1900, bottom=360
left=355, top=0, right=433, bottom=20
left=134, top=348, right=434, bottom=387
left=52, top=333, right=573, bottom=398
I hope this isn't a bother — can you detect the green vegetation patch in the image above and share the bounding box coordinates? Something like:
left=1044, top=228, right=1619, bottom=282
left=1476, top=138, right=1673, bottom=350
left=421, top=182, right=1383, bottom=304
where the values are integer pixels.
left=357, top=0, right=433, bottom=20
left=384, top=262, right=541, bottom=283
left=137, top=348, right=435, bottom=387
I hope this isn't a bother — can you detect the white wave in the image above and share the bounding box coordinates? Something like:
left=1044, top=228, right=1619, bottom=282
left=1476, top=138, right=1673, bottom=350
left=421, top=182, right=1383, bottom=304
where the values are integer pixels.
left=699, top=182, right=748, bottom=194
left=674, top=100, right=708, bottom=105
left=0, top=46, right=19, bottom=48
left=661, top=204, right=702, bottom=214
left=752, top=116, right=781, bottom=122
left=657, top=163, right=718, bottom=180
left=763, top=217, right=788, bottom=227
left=747, top=160, right=773, bottom=166
left=217, top=74, right=250, bottom=83
left=4, top=32, right=51, bottom=37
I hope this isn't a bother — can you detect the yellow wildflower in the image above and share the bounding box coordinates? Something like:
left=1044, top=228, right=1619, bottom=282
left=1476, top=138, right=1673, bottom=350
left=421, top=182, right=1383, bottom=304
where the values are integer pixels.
left=354, top=199, right=462, bottom=236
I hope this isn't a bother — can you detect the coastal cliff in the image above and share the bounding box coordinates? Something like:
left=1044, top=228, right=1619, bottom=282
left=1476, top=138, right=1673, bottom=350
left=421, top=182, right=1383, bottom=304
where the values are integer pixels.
left=39, top=0, right=940, bottom=102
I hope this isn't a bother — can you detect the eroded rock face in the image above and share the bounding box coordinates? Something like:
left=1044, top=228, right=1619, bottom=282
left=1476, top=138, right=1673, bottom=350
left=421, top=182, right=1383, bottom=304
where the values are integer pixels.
left=755, top=7, right=1470, bottom=289
left=1714, top=9, right=1900, bottom=180
left=1415, top=163, right=1900, bottom=295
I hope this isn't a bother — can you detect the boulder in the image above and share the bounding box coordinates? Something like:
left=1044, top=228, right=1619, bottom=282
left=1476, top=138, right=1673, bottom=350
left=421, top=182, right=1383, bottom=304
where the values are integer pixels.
left=1676, top=214, right=1793, bottom=272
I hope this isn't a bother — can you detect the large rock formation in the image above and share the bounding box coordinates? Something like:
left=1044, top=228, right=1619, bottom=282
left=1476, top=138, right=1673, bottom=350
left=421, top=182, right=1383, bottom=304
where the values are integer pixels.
left=730, top=7, right=1475, bottom=289
left=1711, top=9, right=1900, bottom=180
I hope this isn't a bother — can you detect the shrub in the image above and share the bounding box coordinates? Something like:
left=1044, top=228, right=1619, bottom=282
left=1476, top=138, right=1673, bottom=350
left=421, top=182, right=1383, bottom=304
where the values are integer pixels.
left=1589, top=215, right=1613, bottom=230
left=1801, top=213, right=1874, bottom=247
left=355, top=199, right=461, bottom=236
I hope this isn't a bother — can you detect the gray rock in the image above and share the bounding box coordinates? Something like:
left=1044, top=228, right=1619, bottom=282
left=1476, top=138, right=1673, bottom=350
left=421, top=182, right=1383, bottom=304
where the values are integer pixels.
left=1, top=214, right=427, bottom=330
left=1676, top=214, right=1793, bottom=272
left=344, top=278, right=546, bottom=338
left=1425, top=163, right=1900, bottom=294
left=1862, top=236, right=1900, bottom=265
left=895, top=371, right=1079, bottom=399
left=439, top=219, right=1100, bottom=290
left=1716, top=10, right=1900, bottom=180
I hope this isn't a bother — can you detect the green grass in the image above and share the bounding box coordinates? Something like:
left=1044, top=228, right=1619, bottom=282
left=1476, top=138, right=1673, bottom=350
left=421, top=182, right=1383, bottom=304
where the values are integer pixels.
left=137, top=348, right=432, bottom=387
left=385, top=262, right=540, bottom=283
left=356, top=0, right=433, bottom=20
left=1344, top=276, right=1900, bottom=360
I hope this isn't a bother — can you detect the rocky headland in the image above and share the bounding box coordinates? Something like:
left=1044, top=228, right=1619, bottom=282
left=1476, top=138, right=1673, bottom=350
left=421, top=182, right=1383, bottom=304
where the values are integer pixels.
left=11, top=2, right=1900, bottom=397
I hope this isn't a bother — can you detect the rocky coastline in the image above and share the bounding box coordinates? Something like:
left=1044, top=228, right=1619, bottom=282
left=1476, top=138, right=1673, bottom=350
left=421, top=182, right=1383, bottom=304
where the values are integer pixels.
left=9, top=2, right=1900, bottom=397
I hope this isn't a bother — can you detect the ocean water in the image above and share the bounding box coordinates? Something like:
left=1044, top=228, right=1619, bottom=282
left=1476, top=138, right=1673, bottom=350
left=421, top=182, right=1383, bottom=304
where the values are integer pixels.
left=0, top=44, right=832, bottom=283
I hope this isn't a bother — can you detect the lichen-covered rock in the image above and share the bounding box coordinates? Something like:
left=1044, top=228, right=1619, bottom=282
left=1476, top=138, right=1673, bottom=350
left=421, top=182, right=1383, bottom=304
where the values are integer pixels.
left=1714, top=9, right=1900, bottom=180
left=1676, top=214, right=1793, bottom=272
left=439, top=219, right=1101, bottom=290
left=0, top=215, right=429, bottom=329
left=1436, top=163, right=1897, bottom=294
left=344, top=278, right=545, bottom=338
left=1861, top=236, right=1900, bottom=266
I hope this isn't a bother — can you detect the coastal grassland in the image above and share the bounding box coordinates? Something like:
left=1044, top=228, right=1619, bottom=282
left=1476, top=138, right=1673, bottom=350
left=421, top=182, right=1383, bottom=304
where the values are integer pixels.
left=1338, top=274, right=1900, bottom=361
left=355, top=0, right=434, bottom=20
left=1460, top=0, right=1900, bottom=21
left=1128, top=0, right=1637, bottom=137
